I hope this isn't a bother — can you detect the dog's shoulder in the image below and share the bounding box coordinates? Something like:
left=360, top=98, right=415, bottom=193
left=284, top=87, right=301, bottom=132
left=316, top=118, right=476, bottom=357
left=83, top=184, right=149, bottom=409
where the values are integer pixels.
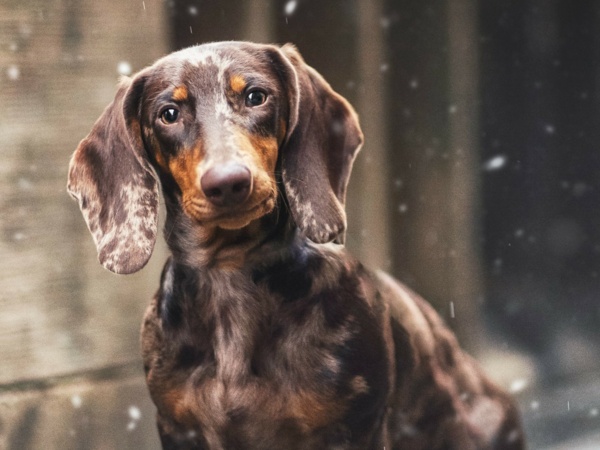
left=373, top=271, right=524, bottom=448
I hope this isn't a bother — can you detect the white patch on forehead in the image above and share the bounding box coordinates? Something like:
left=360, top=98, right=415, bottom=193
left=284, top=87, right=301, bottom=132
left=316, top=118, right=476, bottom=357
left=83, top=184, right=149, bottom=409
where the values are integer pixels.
left=159, top=46, right=262, bottom=130
left=170, top=47, right=233, bottom=81
left=178, top=48, right=235, bottom=122
left=214, top=91, right=233, bottom=120
left=194, top=48, right=222, bottom=66
left=157, top=46, right=234, bottom=89
left=164, top=46, right=221, bottom=67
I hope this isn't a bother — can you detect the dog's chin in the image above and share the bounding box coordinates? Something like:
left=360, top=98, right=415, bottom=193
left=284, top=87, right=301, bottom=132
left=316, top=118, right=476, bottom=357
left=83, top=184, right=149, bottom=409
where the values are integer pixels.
left=211, top=197, right=276, bottom=230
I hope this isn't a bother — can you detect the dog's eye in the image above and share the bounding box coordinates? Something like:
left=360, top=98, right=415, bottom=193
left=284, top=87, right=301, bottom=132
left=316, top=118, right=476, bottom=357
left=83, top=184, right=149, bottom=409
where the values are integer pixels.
left=245, top=90, right=267, bottom=107
left=161, top=108, right=179, bottom=124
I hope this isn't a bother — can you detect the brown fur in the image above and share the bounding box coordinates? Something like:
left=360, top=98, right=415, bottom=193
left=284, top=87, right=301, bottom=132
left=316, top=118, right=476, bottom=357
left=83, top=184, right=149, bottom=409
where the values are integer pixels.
left=68, top=42, right=525, bottom=449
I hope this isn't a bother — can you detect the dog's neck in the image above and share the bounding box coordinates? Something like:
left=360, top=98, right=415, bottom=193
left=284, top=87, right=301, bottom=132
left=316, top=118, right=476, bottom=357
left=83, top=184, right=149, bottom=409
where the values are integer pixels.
left=161, top=192, right=296, bottom=271
left=158, top=192, right=306, bottom=383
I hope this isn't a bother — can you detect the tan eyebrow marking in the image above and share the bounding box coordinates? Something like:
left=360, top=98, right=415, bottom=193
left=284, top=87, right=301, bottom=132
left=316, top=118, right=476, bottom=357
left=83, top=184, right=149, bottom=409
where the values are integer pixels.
left=172, top=85, right=188, bottom=101
left=229, top=75, right=247, bottom=94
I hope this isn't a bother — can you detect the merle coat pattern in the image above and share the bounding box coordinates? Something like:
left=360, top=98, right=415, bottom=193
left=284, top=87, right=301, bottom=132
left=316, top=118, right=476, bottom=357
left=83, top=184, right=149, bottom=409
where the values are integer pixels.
left=67, top=42, right=525, bottom=449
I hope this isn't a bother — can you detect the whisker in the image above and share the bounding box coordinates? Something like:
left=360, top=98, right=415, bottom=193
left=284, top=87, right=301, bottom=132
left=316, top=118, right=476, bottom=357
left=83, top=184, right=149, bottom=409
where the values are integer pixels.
left=274, top=172, right=307, bottom=186
left=164, top=218, right=177, bottom=243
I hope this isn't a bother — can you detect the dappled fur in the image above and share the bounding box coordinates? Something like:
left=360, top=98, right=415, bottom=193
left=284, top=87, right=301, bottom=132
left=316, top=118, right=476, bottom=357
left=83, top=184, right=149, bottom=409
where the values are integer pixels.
left=68, top=42, right=525, bottom=449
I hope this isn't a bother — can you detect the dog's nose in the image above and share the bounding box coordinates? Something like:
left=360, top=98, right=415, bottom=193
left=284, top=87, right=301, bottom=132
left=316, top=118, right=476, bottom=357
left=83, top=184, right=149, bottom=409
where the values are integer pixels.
left=200, top=164, right=252, bottom=207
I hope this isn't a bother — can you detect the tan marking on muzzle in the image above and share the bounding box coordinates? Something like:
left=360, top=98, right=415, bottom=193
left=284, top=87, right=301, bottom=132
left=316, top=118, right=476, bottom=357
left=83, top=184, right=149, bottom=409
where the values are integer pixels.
left=168, top=144, right=204, bottom=197
left=247, top=133, right=279, bottom=173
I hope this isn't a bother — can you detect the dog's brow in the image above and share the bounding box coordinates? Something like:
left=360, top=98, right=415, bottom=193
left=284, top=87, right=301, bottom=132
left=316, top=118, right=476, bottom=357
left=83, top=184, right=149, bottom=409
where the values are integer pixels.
left=155, top=88, right=185, bottom=105
left=229, top=75, right=246, bottom=94
left=172, top=85, right=188, bottom=101
left=233, top=74, right=278, bottom=94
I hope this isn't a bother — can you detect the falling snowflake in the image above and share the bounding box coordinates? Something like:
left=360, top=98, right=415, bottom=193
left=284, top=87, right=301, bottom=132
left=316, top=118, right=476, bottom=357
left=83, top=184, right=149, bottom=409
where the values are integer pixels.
left=284, top=0, right=298, bottom=16
left=128, top=405, right=142, bottom=421
left=189, top=5, right=198, bottom=16
left=380, top=17, right=391, bottom=29
left=71, top=395, right=82, bottom=408
left=117, top=61, right=132, bottom=76
left=7, top=65, right=20, bottom=81
left=530, top=400, right=540, bottom=410
left=409, top=78, right=419, bottom=89
left=509, top=378, right=527, bottom=393
left=126, top=405, right=142, bottom=431
left=13, top=232, right=26, bottom=242
left=482, top=155, right=507, bottom=171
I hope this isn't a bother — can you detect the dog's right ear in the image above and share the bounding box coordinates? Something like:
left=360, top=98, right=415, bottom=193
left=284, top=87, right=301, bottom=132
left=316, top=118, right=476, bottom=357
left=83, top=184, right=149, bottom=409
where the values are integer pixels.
left=67, top=71, right=159, bottom=275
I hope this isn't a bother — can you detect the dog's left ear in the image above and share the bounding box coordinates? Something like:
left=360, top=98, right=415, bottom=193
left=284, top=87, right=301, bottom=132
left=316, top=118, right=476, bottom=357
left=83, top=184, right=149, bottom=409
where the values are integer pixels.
left=273, top=44, right=364, bottom=244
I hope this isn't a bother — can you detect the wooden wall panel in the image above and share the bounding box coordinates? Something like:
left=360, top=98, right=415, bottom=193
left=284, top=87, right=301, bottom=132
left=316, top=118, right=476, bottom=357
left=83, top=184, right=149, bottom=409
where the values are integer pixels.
left=0, top=370, right=160, bottom=450
left=0, top=0, right=167, bottom=407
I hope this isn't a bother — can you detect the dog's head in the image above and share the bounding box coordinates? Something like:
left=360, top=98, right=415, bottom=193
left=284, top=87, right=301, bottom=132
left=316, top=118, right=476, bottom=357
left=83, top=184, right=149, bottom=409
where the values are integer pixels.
left=68, top=42, right=363, bottom=274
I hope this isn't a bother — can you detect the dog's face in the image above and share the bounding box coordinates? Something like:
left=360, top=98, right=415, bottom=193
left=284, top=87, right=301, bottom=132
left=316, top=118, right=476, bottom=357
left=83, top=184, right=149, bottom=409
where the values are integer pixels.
left=141, top=46, right=288, bottom=230
left=67, top=42, right=363, bottom=274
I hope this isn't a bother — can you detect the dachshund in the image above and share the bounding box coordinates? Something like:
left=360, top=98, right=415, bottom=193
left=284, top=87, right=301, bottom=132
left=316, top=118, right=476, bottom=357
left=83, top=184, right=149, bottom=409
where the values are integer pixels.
left=67, top=41, right=525, bottom=449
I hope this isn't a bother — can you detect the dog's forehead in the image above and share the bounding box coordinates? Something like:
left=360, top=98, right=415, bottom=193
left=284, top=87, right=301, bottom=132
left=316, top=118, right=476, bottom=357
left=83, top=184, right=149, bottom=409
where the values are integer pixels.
left=153, top=43, right=276, bottom=87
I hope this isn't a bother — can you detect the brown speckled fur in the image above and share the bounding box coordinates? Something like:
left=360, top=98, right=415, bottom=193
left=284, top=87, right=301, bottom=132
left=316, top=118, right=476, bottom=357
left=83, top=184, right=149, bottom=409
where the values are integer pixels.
left=68, top=42, right=525, bottom=449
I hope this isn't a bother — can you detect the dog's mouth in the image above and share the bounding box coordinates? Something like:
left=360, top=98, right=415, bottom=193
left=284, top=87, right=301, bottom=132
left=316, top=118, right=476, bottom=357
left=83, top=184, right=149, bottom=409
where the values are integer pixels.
left=214, top=196, right=276, bottom=229
left=183, top=194, right=276, bottom=229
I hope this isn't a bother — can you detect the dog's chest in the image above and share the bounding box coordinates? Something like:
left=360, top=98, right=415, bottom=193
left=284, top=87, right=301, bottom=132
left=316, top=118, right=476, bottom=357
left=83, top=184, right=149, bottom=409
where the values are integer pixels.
left=142, top=262, right=390, bottom=447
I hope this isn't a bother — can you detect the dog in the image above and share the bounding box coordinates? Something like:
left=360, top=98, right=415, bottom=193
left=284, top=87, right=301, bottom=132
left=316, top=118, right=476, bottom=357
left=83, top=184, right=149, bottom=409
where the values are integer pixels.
left=67, top=41, right=525, bottom=449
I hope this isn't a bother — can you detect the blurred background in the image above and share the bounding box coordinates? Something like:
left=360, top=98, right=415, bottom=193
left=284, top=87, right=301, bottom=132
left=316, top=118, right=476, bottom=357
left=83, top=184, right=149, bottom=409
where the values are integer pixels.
left=1, top=0, right=599, bottom=448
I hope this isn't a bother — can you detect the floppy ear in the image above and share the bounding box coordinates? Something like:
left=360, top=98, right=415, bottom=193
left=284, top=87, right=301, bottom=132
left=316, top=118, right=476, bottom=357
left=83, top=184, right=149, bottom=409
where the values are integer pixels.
left=276, top=44, right=363, bottom=244
left=67, top=73, right=159, bottom=274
